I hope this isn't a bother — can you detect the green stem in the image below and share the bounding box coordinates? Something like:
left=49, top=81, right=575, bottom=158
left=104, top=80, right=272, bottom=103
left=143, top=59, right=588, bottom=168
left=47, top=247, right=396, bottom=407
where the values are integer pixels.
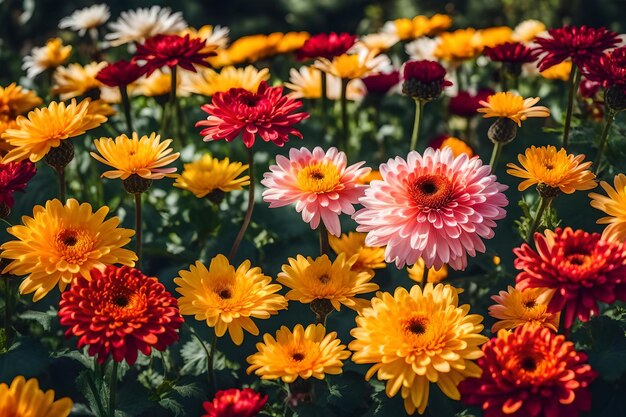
left=108, top=360, right=119, bottom=417
left=56, top=167, right=66, bottom=202
left=119, top=85, right=133, bottom=132
left=526, top=196, right=553, bottom=242
left=134, top=193, right=142, bottom=266
left=189, top=328, right=212, bottom=386
left=207, top=331, right=217, bottom=390
left=562, top=65, right=581, bottom=150
left=3, top=276, right=11, bottom=343
left=489, top=141, right=504, bottom=173
left=593, top=110, right=616, bottom=175
left=228, top=148, right=254, bottom=262
left=320, top=71, right=328, bottom=126
left=500, top=66, right=508, bottom=91
left=410, top=100, right=424, bottom=151
left=340, top=78, right=349, bottom=156
left=319, top=223, right=330, bottom=256
left=88, top=364, right=107, bottom=417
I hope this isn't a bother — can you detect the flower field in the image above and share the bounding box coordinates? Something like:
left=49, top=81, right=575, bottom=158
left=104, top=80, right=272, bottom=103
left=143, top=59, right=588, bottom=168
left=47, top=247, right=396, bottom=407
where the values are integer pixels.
left=1, top=2, right=626, bottom=416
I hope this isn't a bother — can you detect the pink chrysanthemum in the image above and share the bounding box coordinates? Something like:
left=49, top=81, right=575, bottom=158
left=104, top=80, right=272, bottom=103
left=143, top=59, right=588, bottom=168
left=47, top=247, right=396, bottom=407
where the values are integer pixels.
left=261, top=146, right=369, bottom=236
left=353, top=147, right=508, bottom=269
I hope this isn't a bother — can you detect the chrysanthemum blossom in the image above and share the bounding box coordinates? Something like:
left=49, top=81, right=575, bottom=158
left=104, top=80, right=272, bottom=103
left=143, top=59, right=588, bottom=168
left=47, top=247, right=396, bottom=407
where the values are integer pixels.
left=483, top=41, right=540, bottom=64
left=429, top=135, right=474, bottom=158
left=59, top=265, right=183, bottom=365
left=96, top=60, right=145, bottom=87
left=246, top=323, right=351, bottom=383
left=182, top=65, right=270, bottom=96
left=515, top=227, right=626, bottom=329
left=262, top=146, right=369, bottom=236
left=202, top=388, right=268, bottom=417
left=0, top=83, right=42, bottom=118
left=0, top=198, right=136, bottom=301
left=181, top=24, right=230, bottom=51
left=58, top=4, right=110, bottom=36
left=0, top=160, right=36, bottom=209
left=448, top=89, right=493, bottom=118
left=313, top=49, right=391, bottom=80
left=434, top=28, right=483, bottom=62
left=489, top=286, right=559, bottom=333
left=0, top=376, right=73, bottom=417
left=350, top=284, right=488, bottom=415
left=174, top=155, right=249, bottom=199
left=407, top=258, right=448, bottom=284
left=459, top=325, right=596, bottom=417
left=361, top=70, right=400, bottom=95
left=401, top=60, right=452, bottom=101
left=297, top=32, right=357, bottom=60
left=328, top=231, right=386, bottom=275
left=512, top=19, right=547, bottom=43
left=197, top=81, right=309, bottom=148
left=478, top=92, right=550, bottom=126
left=134, top=34, right=215, bottom=76
left=22, top=38, right=72, bottom=79
left=53, top=62, right=106, bottom=100
left=589, top=173, right=626, bottom=242
left=354, top=147, right=508, bottom=270
left=175, top=255, right=287, bottom=345
left=284, top=66, right=365, bottom=101
left=105, top=6, right=187, bottom=47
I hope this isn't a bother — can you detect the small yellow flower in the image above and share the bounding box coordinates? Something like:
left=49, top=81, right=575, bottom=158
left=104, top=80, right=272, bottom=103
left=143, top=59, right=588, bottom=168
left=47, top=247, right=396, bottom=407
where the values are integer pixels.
left=53, top=62, right=106, bottom=100
left=540, top=60, right=572, bottom=81
left=91, top=132, right=180, bottom=180
left=314, top=50, right=389, bottom=80
left=0, top=83, right=42, bottom=118
left=174, top=155, right=249, bottom=198
left=507, top=145, right=596, bottom=193
left=223, top=33, right=282, bottom=65
left=434, top=28, right=482, bottom=61
left=589, top=173, right=626, bottom=243
left=440, top=136, right=474, bottom=157
left=275, top=31, right=310, bottom=54
left=0, top=376, right=73, bottom=417
left=489, top=286, right=560, bottom=332
left=22, top=38, right=72, bottom=79
left=477, top=26, right=514, bottom=48
left=328, top=232, right=386, bottom=275
left=478, top=92, right=550, bottom=126
left=387, top=14, right=452, bottom=40
left=358, top=170, right=383, bottom=184
left=246, top=323, right=351, bottom=383
left=407, top=258, right=448, bottom=284
left=182, top=65, right=269, bottom=96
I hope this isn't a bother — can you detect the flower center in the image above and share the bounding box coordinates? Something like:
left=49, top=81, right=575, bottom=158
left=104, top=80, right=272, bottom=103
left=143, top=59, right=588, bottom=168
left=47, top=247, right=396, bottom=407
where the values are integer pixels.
left=114, top=296, right=129, bottom=307
left=297, top=162, right=341, bottom=193
left=55, top=228, right=94, bottom=264
left=523, top=299, right=536, bottom=309
left=520, top=356, right=537, bottom=371
left=217, top=288, right=233, bottom=299
left=409, top=174, right=453, bottom=209
left=404, top=316, right=429, bottom=335
left=318, top=274, right=331, bottom=284
left=291, top=352, right=305, bottom=361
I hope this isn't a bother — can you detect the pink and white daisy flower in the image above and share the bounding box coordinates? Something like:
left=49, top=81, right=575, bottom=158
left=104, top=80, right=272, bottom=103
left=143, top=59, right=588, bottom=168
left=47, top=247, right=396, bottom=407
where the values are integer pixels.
left=354, top=147, right=508, bottom=270
left=261, top=147, right=369, bottom=236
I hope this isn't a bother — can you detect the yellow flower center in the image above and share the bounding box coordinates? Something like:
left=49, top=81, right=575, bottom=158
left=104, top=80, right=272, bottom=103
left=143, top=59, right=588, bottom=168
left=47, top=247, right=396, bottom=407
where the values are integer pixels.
left=297, top=162, right=341, bottom=193
left=487, top=93, right=525, bottom=117
left=332, top=54, right=363, bottom=79
left=409, top=174, right=453, bottom=209
left=56, top=228, right=94, bottom=264
left=401, top=314, right=445, bottom=351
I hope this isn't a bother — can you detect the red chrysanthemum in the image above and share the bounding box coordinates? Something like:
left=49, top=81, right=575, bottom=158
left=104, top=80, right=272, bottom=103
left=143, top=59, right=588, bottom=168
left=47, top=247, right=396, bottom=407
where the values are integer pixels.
left=96, top=60, right=146, bottom=87
left=134, top=34, right=215, bottom=76
left=196, top=81, right=309, bottom=148
left=401, top=60, right=452, bottom=101
left=514, top=227, right=626, bottom=330
left=459, top=324, right=596, bottom=417
left=579, top=79, right=602, bottom=98
left=202, top=388, right=268, bottom=417
left=582, top=46, right=626, bottom=89
left=484, top=41, right=540, bottom=63
left=535, top=25, right=620, bottom=71
left=58, top=265, right=184, bottom=365
left=361, top=71, right=400, bottom=95
left=0, top=160, right=36, bottom=210
left=448, top=89, right=494, bottom=118
left=296, top=32, right=357, bottom=61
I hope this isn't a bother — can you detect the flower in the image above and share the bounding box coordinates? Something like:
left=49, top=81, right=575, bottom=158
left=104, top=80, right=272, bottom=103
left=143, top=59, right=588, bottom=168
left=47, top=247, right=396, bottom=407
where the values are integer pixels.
left=402, top=60, right=452, bottom=101
left=405, top=36, right=439, bottom=61
left=182, top=65, right=270, bottom=96
left=202, top=388, right=268, bottom=417
left=328, top=232, right=386, bottom=275
left=1, top=99, right=106, bottom=163
left=197, top=81, right=309, bottom=148
left=218, top=33, right=282, bottom=65
left=358, top=170, right=383, bottom=184
left=354, top=148, right=508, bottom=270
left=0, top=160, right=36, bottom=210
left=182, top=25, right=230, bottom=50
left=53, top=62, right=106, bottom=100
left=261, top=146, right=369, bottom=236
left=478, top=92, right=550, bottom=126
left=59, top=4, right=110, bottom=36
left=278, top=253, right=378, bottom=311
left=589, top=173, right=626, bottom=242
left=96, top=60, right=146, bottom=87
left=59, top=265, right=183, bottom=364
left=0, top=199, right=136, bottom=301
left=383, top=14, right=452, bottom=40
left=582, top=46, right=626, bottom=110
left=133, top=69, right=177, bottom=97
left=448, top=89, right=493, bottom=118
left=0, top=83, right=42, bottom=118
left=174, top=155, right=249, bottom=199
left=535, top=25, right=620, bottom=71
left=350, top=284, right=488, bottom=415
left=91, top=132, right=179, bottom=180
left=296, top=32, right=357, bottom=60
left=355, top=32, right=399, bottom=54
left=407, top=259, right=448, bottom=284
left=175, top=255, right=287, bottom=345
left=477, top=26, right=514, bottom=48
left=105, top=6, right=187, bottom=47
left=489, top=286, right=559, bottom=332
left=434, top=29, right=482, bottom=62
left=134, top=34, right=215, bottom=76
left=513, top=19, right=547, bottom=43
left=459, top=325, right=596, bottom=417
left=0, top=376, right=73, bottom=417
left=515, top=227, right=626, bottom=329
left=483, top=42, right=539, bottom=64
left=506, top=145, right=596, bottom=193
left=284, top=66, right=364, bottom=100
left=361, top=70, right=400, bottom=95
left=540, top=60, right=572, bottom=80
left=429, top=135, right=474, bottom=157
left=313, top=49, right=390, bottom=80
left=22, top=38, right=71, bottom=79
left=246, top=323, right=351, bottom=383
left=275, top=32, right=310, bottom=54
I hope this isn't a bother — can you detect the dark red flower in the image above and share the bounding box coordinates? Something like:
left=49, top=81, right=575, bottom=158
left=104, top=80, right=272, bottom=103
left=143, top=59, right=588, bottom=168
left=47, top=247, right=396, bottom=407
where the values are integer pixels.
left=96, top=60, right=146, bottom=87
left=484, top=42, right=540, bottom=64
left=0, top=161, right=36, bottom=213
left=202, top=388, right=268, bottom=417
left=448, top=89, right=494, bottom=118
left=58, top=265, right=184, bottom=365
left=535, top=25, right=620, bottom=71
left=514, top=227, right=626, bottom=330
left=134, top=34, right=215, bottom=76
left=402, top=60, right=452, bottom=101
left=459, top=324, right=596, bottom=417
left=196, top=81, right=309, bottom=148
left=361, top=71, right=400, bottom=95
left=582, top=46, right=626, bottom=89
left=579, top=79, right=602, bottom=98
left=296, top=32, right=357, bottom=61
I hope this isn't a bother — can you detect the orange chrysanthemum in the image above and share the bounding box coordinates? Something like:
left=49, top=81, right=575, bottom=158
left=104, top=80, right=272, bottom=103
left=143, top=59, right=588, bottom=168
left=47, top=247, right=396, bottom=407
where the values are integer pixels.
left=589, top=173, right=626, bottom=242
left=488, top=286, right=559, bottom=332
left=0, top=83, right=42, bottom=118
left=477, top=92, right=550, bottom=126
left=434, top=29, right=482, bottom=61
left=53, top=62, right=106, bottom=100
left=173, top=155, right=249, bottom=199
left=328, top=232, right=386, bottom=275
left=407, top=258, right=448, bottom=284
left=0, top=376, right=73, bottom=417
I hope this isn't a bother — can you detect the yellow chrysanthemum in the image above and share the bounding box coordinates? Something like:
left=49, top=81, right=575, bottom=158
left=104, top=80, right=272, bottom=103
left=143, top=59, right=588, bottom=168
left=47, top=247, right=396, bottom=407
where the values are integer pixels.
left=182, top=65, right=270, bottom=96
left=540, top=60, right=572, bottom=81
left=223, top=33, right=283, bottom=65
left=246, top=323, right=351, bottom=383
left=275, top=31, right=310, bottom=54
left=174, top=154, right=249, bottom=198
left=358, top=170, right=383, bottom=184
left=506, top=145, right=596, bottom=193
left=0, top=199, right=136, bottom=301
left=513, top=19, right=547, bottom=43
left=0, top=376, right=73, bottom=417
left=489, top=286, right=559, bottom=333
left=434, top=28, right=483, bottom=61
left=174, top=254, right=287, bottom=345
left=440, top=136, right=474, bottom=157
left=285, top=66, right=364, bottom=100
left=589, top=173, right=626, bottom=242
left=87, top=98, right=116, bottom=117
left=349, top=284, right=488, bottom=415
left=388, top=14, right=452, bottom=40
left=314, top=50, right=389, bottom=80
left=1, top=98, right=106, bottom=163
left=0, top=83, right=42, bottom=118
left=22, top=38, right=72, bottom=79
left=132, top=69, right=176, bottom=97
left=0, top=116, right=17, bottom=160
left=477, top=92, right=550, bottom=126
left=278, top=253, right=379, bottom=311
left=53, top=62, right=106, bottom=100
left=181, top=25, right=230, bottom=50
left=91, top=132, right=180, bottom=180
left=407, top=258, right=448, bottom=284
left=328, top=232, right=386, bottom=275
left=477, top=26, right=514, bottom=48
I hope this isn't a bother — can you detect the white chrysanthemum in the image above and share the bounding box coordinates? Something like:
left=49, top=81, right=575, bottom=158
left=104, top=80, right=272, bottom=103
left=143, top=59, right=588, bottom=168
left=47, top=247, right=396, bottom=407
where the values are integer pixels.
left=405, top=36, right=439, bottom=61
left=351, top=32, right=399, bottom=54
left=182, top=25, right=230, bottom=49
left=105, top=6, right=188, bottom=47
left=59, top=4, right=110, bottom=36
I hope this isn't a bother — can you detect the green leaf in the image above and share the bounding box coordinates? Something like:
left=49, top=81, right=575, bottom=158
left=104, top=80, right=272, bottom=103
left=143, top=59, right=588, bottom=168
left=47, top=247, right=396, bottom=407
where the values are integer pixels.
left=19, top=309, right=57, bottom=331
left=171, top=382, right=203, bottom=398
left=158, top=397, right=185, bottom=417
